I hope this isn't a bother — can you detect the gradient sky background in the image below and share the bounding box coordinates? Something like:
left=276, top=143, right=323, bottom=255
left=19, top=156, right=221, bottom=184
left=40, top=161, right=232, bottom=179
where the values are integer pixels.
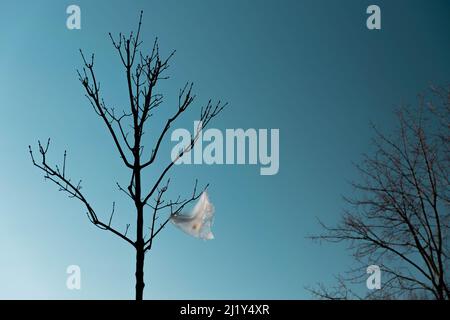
left=0, top=0, right=449, bottom=299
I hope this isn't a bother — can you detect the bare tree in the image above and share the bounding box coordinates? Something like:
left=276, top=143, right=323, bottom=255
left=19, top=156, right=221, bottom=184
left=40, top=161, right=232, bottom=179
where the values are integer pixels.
left=29, top=12, right=226, bottom=300
left=309, top=87, right=449, bottom=300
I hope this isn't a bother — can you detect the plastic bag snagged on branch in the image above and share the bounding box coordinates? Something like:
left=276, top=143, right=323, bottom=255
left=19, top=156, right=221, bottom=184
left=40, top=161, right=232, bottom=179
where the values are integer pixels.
left=170, top=192, right=215, bottom=240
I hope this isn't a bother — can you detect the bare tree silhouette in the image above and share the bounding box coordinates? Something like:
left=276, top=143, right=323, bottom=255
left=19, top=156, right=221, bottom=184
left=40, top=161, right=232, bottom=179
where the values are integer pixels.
left=309, top=87, right=449, bottom=300
left=29, top=12, right=226, bottom=300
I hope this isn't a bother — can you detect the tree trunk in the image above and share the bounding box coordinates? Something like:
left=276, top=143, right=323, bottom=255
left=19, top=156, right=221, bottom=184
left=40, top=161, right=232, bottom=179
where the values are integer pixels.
left=134, top=158, right=145, bottom=300
left=135, top=202, right=145, bottom=300
left=135, top=245, right=145, bottom=300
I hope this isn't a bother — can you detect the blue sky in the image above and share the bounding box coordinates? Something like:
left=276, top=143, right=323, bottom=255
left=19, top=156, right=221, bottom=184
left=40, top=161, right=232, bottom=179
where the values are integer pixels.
left=0, top=0, right=449, bottom=299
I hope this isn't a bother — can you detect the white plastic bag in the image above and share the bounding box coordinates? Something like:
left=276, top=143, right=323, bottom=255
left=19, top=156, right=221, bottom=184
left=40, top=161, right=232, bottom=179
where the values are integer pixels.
left=171, top=191, right=215, bottom=240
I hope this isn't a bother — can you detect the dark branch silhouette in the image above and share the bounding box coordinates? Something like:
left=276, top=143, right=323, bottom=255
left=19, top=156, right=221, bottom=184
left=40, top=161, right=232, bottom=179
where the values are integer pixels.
left=309, top=86, right=449, bottom=300
left=29, top=11, right=226, bottom=300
